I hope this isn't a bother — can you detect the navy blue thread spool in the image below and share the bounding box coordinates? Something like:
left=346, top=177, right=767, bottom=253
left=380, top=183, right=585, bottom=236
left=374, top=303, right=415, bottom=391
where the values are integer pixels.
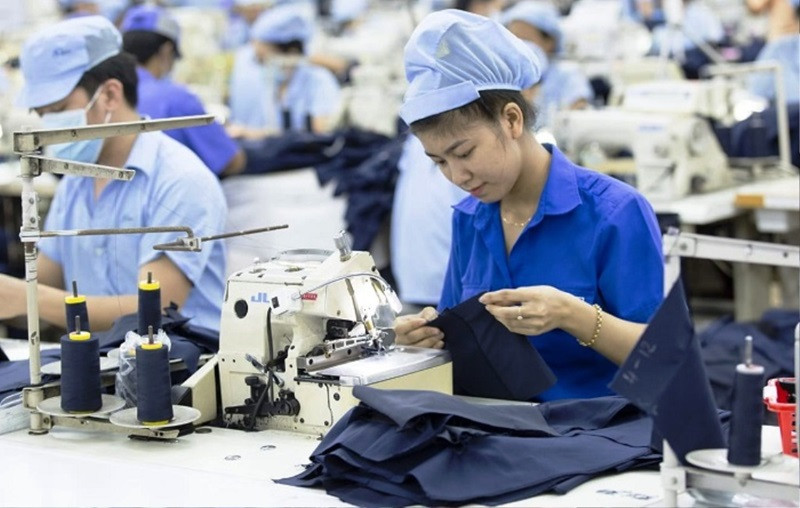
left=138, top=272, right=161, bottom=336
left=727, top=335, right=765, bottom=466
left=60, top=315, right=102, bottom=413
left=65, top=280, right=89, bottom=333
left=136, top=326, right=173, bottom=425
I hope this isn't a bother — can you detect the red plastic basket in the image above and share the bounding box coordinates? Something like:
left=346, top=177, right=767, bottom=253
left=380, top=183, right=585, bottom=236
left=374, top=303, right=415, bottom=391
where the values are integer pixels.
left=763, top=377, right=798, bottom=457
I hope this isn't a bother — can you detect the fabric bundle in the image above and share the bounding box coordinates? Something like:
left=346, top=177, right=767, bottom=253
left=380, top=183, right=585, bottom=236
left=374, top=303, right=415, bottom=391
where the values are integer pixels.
left=277, top=387, right=661, bottom=506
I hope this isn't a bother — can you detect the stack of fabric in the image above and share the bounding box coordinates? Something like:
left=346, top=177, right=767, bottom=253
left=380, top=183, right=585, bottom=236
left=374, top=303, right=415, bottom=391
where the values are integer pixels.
left=277, top=387, right=661, bottom=506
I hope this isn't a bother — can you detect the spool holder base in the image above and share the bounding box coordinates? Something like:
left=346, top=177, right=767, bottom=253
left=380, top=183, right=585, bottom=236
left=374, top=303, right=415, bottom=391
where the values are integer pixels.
left=109, top=405, right=201, bottom=430
left=36, top=394, right=125, bottom=419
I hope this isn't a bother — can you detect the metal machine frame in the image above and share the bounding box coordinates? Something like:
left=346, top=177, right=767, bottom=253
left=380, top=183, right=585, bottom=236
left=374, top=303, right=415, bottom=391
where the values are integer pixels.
left=12, top=115, right=286, bottom=438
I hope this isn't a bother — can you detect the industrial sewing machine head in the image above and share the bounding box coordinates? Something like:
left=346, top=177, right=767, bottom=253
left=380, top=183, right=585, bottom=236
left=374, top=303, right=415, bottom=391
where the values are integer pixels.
left=210, top=232, right=452, bottom=436
left=553, top=79, right=736, bottom=203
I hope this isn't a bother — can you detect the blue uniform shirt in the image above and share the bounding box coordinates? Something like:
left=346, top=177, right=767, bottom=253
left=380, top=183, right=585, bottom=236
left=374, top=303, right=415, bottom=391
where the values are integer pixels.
left=136, top=67, right=239, bottom=176
left=228, top=45, right=275, bottom=129
left=439, top=144, right=664, bottom=401
left=39, top=131, right=228, bottom=331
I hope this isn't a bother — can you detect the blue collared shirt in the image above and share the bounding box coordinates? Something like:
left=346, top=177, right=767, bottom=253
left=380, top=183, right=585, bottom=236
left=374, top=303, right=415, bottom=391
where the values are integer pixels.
left=439, top=144, right=664, bottom=401
left=39, top=131, right=228, bottom=331
left=136, top=67, right=239, bottom=176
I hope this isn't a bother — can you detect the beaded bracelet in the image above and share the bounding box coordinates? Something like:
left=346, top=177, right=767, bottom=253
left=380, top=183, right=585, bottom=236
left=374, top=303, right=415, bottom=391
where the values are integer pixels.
left=577, top=303, right=603, bottom=347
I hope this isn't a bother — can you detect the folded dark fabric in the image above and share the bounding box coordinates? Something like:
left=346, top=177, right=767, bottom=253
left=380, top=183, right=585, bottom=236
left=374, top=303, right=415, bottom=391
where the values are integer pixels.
left=277, top=387, right=659, bottom=507
left=610, top=278, right=726, bottom=463
left=428, top=294, right=556, bottom=401
left=0, top=348, right=62, bottom=401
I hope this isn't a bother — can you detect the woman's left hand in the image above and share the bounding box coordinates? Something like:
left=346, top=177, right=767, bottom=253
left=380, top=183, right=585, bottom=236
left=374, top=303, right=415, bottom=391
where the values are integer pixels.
left=479, top=286, right=574, bottom=336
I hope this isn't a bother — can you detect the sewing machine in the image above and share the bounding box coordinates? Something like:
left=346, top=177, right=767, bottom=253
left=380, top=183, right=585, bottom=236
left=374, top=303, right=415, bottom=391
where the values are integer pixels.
left=553, top=79, right=736, bottom=203
left=187, top=233, right=452, bottom=436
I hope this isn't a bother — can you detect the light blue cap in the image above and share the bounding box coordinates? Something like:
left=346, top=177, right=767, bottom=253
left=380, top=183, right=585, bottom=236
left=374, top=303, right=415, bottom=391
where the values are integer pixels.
left=502, top=0, right=563, bottom=54
left=121, top=5, right=181, bottom=47
left=18, top=15, right=121, bottom=109
left=250, top=4, right=313, bottom=44
left=792, top=0, right=799, bottom=9
left=522, top=40, right=549, bottom=75
left=331, top=0, right=368, bottom=23
left=401, top=9, right=544, bottom=125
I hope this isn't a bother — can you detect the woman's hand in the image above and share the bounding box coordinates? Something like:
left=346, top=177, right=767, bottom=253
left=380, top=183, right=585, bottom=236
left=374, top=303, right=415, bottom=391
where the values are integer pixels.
left=479, top=286, right=574, bottom=336
left=394, top=306, right=445, bottom=349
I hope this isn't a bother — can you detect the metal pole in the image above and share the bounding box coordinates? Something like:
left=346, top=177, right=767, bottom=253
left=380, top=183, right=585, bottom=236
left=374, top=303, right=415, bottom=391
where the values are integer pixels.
left=19, top=157, right=45, bottom=434
left=771, top=64, right=791, bottom=172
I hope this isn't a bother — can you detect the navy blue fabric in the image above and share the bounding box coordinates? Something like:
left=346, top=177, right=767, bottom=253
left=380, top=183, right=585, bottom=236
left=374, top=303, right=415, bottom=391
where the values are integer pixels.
left=428, top=294, right=556, bottom=400
left=714, top=102, right=800, bottom=169
left=314, top=129, right=405, bottom=251
left=95, top=304, right=218, bottom=373
left=349, top=387, right=557, bottom=435
left=277, top=387, right=660, bottom=506
left=699, top=308, right=798, bottom=413
left=236, top=127, right=405, bottom=251
left=610, top=278, right=726, bottom=463
left=0, top=348, right=61, bottom=401
left=239, top=131, right=338, bottom=175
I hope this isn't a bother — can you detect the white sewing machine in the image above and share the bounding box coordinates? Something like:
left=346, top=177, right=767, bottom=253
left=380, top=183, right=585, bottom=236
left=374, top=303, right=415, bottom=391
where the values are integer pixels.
left=553, top=79, right=737, bottom=203
left=184, top=233, right=452, bottom=436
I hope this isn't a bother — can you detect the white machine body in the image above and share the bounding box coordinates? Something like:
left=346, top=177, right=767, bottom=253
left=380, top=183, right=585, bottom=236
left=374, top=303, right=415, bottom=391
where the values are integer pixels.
left=215, top=247, right=451, bottom=436
left=553, top=80, right=734, bottom=203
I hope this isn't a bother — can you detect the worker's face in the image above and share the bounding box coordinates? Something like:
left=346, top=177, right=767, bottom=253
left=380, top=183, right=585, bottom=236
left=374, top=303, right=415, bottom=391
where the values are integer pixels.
left=417, top=108, right=525, bottom=203
left=33, top=85, right=105, bottom=124
left=507, top=21, right=556, bottom=55
left=253, top=40, right=278, bottom=64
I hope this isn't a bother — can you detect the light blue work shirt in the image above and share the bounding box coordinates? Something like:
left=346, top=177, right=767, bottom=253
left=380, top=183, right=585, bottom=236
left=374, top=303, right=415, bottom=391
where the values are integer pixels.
left=39, top=131, right=228, bottom=332
left=279, top=63, right=341, bottom=131
left=650, top=1, right=724, bottom=55
left=535, top=62, right=594, bottom=129
left=228, top=46, right=341, bottom=131
left=749, top=35, right=800, bottom=105
left=136, top=67, right=239, bottom=176
left=391, top=136, right=468, bottom=306
left=439, top=144, right=664, bottom=401
left=228, top=44, right=275, bottom=129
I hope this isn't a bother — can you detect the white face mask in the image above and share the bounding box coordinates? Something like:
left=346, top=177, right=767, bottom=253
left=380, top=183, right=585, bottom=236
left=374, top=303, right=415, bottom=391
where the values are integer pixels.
left=42, top=87, right=110, bottom=163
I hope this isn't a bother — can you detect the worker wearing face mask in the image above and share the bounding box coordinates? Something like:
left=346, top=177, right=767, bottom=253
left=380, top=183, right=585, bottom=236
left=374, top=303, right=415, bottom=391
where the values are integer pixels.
left=0, top=15, right=228, bottom=333
left=226, top=3, right=342, bottom=140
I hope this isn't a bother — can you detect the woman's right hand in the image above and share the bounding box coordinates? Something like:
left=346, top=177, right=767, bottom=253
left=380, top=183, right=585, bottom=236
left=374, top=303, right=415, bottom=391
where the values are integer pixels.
left=394, top=306, right=445, bottom=349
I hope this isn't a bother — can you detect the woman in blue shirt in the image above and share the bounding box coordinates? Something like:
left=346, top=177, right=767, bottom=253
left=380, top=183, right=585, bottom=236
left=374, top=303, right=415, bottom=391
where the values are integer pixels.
left=394, top=10, right=664, bottom=400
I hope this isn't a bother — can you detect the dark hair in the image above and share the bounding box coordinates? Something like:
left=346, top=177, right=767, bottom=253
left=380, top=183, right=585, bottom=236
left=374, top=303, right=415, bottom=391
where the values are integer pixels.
left=410, top=89, right=536, bottom=137
left=273, top=40, right=305, bottom=54
left=122, top=30, right=176, bottom=64
left=76, top=52, right=139, bottom=107
left=454, top=0, right=497, bottom=11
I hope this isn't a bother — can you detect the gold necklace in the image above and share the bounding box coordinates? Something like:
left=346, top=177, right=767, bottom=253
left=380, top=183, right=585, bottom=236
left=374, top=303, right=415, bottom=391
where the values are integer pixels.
left=501, top=214, right=530, bottom=228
